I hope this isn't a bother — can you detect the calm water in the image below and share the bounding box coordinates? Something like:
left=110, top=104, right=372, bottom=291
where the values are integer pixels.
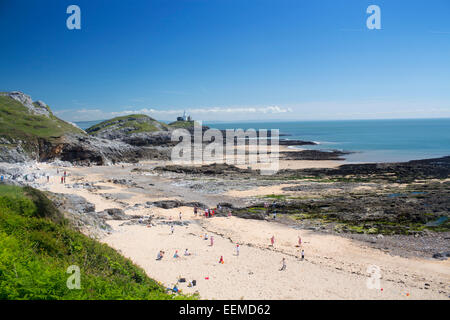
left=76, top=118, right=450, bottom=163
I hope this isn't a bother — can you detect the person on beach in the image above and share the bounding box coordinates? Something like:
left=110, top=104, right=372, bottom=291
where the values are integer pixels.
left=219, top=256, right=224, bottom=264
left=194, top=206, right=198, bottom=216
left=228, top=210, right=232, bottom=218
left=63, top=176, right=66, bottom=183
left=236, top=244, right=240, bottom=256
left=47, top=175, right=49, bottom=183
left=179, top=212, right=182, bottom=220
left=170, top=225, right=174, bottom=234
left=0, top=175, right=3, bottom=182
left=205, top=210, right=208, bottom=218
left=273, top=212, right=277, bottom=220
left=280, top=258, right=286, bottom=271
left=156, top=250, right=164, bottom=260
left=298, top=236, right=302, bottom=247
left=184, top=249, right=191, bottom=256
left=210, top=236, right=214, bottom=246
left=301, top=249, right=305, bottom=260
left=173, top=250, right=179, bottom=258
left=60, top=176, right=64, bottom=184
left=271, top=235, right=275, bottom=246
left=204, top=233, right=208, bottom=240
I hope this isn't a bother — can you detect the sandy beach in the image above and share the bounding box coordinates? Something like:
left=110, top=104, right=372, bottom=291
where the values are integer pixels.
left=34, top=161, right=450, bottom=300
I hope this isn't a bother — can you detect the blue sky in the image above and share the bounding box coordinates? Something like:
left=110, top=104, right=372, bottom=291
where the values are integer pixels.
left=0, top=0, right=449, bottom=122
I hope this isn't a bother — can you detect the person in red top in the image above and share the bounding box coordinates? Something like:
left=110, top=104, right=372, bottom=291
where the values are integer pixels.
left=219, top=256, right=224, bottom=264
left=271, top=235, right=275, bottom=246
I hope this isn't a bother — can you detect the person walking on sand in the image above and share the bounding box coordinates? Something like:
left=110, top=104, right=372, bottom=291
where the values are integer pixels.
left=210, top=236, right=214, bottom=246
left=270, top=235, right=275, bottom=246
left=179, top=212, right=182, bottom=220
left=236, top=244, right=240, bottom=256
left=280, top=258, right=286, bottom=271
left=228, top=210, right=232, bottom=218
left=47, top=175, right=49, bottom=183
left=170, top=225, right=174, bottom=234
left=298, top=236, right=302, bottom=247
left=60, top=176, right=64, bottom=184
left=301, top=249, right=305, bottom=261
left=194, top=206, right=198, bottom=216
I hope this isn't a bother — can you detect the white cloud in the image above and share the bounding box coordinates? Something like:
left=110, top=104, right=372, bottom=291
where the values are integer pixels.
left=55, top=105, right=293, bottom=121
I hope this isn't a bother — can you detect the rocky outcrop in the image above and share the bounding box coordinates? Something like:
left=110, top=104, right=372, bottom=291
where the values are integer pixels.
left=38, top=133, right=169, bottom=165
left=0, top=91, right=50, bottom=117
left=147, top=200, right=208, bottom=209
left=48, top=193, right=113, bottom=237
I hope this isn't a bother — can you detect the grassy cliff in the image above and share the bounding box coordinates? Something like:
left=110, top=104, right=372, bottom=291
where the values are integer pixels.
left=86, top=114, right=170, bottom=135
left=0, top=95, right=84, bottom=153
left=0, top=184, right=194, bottom=300
left=168, top=120, right=198, bottom=129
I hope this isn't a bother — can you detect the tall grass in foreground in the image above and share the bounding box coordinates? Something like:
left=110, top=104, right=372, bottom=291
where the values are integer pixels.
left=0, top=184, right=195, bottom=300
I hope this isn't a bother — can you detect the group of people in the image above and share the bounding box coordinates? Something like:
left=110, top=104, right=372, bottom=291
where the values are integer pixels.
left=193, top=206, right=232, bottom=219
left=276, top=235, right=306, bottom=271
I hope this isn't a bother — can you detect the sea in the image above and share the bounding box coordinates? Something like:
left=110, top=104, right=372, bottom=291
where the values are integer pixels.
left=75, top=118, right=450, bottom=163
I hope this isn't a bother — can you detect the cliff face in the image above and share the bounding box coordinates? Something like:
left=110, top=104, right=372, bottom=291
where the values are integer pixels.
left=0, top=92, right=169, bottom=164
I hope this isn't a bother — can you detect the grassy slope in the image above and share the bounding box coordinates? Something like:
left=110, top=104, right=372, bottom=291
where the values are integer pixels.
left=168, top=120, right=197, bottom=129
left=0, top=184, right=194, bottom=300
left=86, top=114, right=170, bottom=135
left=0, top=95, right=84, bottom=150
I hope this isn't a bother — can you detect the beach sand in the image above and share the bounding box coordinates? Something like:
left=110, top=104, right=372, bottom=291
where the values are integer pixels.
left=37, top=162, right=450, bottom=300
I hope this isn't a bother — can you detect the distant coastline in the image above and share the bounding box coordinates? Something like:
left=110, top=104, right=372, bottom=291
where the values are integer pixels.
left=76, top=118, right=450, bottom=163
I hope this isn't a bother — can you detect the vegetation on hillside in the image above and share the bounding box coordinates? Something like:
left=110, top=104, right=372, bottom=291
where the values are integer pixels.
left=0, top=95, right=84, bottom=151
left=168, top=120, right=198, bottom=129
left=86, top=114, right=170, bottom=135
left=0, top=184, right=194, bottom=300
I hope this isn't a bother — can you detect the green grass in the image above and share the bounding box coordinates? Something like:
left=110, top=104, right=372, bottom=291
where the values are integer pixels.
left=0, top=95, right=84, bottom=151
left=168, top=120, right=198, bottom=128
left=86, top=114, right=170, bottom=135
left=0, top=184, right=195, bottom=300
